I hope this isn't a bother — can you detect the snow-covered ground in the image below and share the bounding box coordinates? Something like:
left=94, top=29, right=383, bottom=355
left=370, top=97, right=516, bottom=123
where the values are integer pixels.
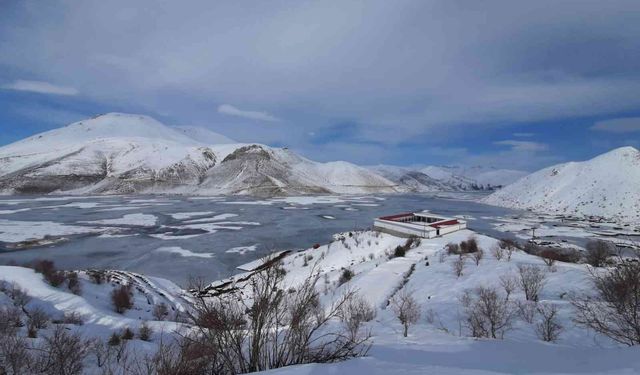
left=484, top=147, right=640, bottom=224
left=1, top=227, right=639, bottom=374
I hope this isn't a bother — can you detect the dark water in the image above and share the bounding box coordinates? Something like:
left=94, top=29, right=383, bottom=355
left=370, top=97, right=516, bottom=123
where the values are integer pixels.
left=0, top=193, right=519, bottom=286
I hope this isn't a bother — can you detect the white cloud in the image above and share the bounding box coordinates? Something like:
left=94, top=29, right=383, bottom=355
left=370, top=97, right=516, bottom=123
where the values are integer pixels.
left=1, top=80, right=78, bottom=96
left=494, top=140, right=548, bottom=152
left=217, top=104, right=280, bottom=122
left=591, top=117, right=640, bottom=133
left=513, top=132, right=534, bottom=137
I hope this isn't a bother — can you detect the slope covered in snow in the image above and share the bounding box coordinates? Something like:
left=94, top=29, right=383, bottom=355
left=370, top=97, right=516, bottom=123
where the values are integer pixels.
left=173, top=125, right=237, bottom=144
left=0, top=113, right=397, bottom=196
left=484, top=147, right=640, bottom=223
left=2, top=227, right=638, bottom=373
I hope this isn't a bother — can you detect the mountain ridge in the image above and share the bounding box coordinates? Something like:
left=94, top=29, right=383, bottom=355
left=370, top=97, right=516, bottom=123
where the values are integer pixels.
left=483, top=146, right=640, bottom=223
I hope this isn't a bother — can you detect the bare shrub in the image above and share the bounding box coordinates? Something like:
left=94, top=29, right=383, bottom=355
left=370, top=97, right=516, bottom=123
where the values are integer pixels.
left=33, top=325, right=88, bottom=375
left=0, top=334, right=31, bottom=375
left=67, top=271, right=82, bottom=295
left=339, top=291, right=376, bottom=340
left=391, top=289, right=421, bottom=337
left=122, top=327, right=135, bottom=340
left=0, top=306, right=21, bottom=336
left=33, top=259, right=56, bottom=276
left=393, top=245, right=406, bottom=258
left=572, top=262, right=640, bottom=345
left=535, top=303, right=563, bottom=342
left=446, top=242, right=460, bottom=255
left=460, top=286, right=515, bottom=339
left=27, top=306, right=50, bottom=330
left=585, top=240, right=614, bottom=267
left=472, top=248, right=484, bottom=266
left=499, top=238, right=518, bottom=261
left=499, top=274, right=518, bottom=302
left=63, top=311, right=85, bottom=326
left=111, top=284, right=133, bottom=314
left=460, top=237, right=479, bottom=254
left=139, top=321, right=153, bottom=341
left=7, top=282, right=31, bottom=308
left=338, top=268, right=354, bottom=285
left=1, top=306, right=23, bottom=330
left=108, top=332, right=121, bottom=347
left=538, top=248, right=559, bottom=268
left=183, top=260, right=371, bottom=373
left=187, top=275, right=208, bottom=294
left=153, top=302, right=169, bottom=321
left=516, top=300, right=537, bottom=324
left=518, top=264, right=546, bottom=302
left=492, top=244, right=504, bottom=260
left=32, top=259, right=67, bottom=287
left=452, top=256, right=465, bottom=278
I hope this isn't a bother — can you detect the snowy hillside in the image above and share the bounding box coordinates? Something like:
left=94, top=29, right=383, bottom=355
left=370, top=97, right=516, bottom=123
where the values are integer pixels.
left=0, top=113, right=397, bottom=196
left=174, top=125, right=236, bottom=144
left=484, top=146, right=640, bottom=223
left=2, top=227, right=639, bottom=373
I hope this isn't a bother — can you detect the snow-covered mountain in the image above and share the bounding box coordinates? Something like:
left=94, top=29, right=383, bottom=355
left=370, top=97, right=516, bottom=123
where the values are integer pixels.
left=421, top=165, right=526, bottom=190
left=174, top=125, right=236, bottom=144
left=483, top=147, right=640, bottom=223
left=0, top=113, right=402, bottom=196
left=367, top=165, right=455, bottom=192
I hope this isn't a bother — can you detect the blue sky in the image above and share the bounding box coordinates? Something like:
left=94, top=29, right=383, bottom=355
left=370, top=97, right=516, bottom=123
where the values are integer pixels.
left=1, top=1, right=640, bottom=171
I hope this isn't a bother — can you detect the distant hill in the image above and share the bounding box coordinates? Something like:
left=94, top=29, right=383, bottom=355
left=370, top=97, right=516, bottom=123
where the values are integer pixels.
left=483, top=147, right=640, bottom=223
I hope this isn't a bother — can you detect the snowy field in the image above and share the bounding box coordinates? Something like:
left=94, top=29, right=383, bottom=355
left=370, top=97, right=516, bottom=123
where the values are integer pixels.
left=1, top=193, right=638, bottom=287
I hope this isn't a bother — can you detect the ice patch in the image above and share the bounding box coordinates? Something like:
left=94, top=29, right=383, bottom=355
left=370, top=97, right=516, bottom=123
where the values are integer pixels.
left=155, top=246, right=215, bottom=258
left=82, top=213, right=158, bottom=227
left=225, top=245, right=258, bottom=254
left=0, top=208, right=31, bottom=214
left=0, top=219, right=103, bottom=243
left=182, top=213, right=239, bottom=223
left=170, top=211, right=215, bottom=220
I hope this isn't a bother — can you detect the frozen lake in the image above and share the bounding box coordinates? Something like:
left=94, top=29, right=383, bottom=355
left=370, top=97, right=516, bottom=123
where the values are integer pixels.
left=0, top=193, right=523, bottom=285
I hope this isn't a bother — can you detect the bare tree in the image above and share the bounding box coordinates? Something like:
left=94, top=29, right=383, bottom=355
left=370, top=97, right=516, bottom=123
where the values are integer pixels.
left=339, top=291, right=376, bottom=340
left=516, top=300, right=537, bottom=324
left=33, top=325, right=89, bottom=375
left=499, top=238, right=517, bottom=261
left=391, top=289, right=421, bottom=337
left=499, top=274, right=518, bottom=302
left=518, top=264, right=546, bottom=302
left=585, top=240, right=614, bottom=267
left=535, top=303, right=563, bottom=342
left=452, top=256, right=465, bottom=278
left=183, top=259, right=371, bottom=374
left=538, top=249, right=559, bottom=268
left=460, top=286, right=515, bottom=339
left=153, top=302, right=169, bottom=321
left=572, top=262, right=640, bottom=346
left=472, top=248, right=484, bottom=266
left=492, top=244, right=504, bottom=261
left=27, top=306, right=50, bottom=332
left=0, top=334, right=31, bottom=375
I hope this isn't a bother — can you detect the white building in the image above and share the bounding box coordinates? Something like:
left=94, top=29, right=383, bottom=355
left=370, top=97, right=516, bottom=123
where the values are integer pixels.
left=373, top=212, right=467, bottom=238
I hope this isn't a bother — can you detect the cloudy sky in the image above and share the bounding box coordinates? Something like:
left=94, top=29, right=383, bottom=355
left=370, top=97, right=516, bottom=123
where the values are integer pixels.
left=1, top=0, right=640, bottom=171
